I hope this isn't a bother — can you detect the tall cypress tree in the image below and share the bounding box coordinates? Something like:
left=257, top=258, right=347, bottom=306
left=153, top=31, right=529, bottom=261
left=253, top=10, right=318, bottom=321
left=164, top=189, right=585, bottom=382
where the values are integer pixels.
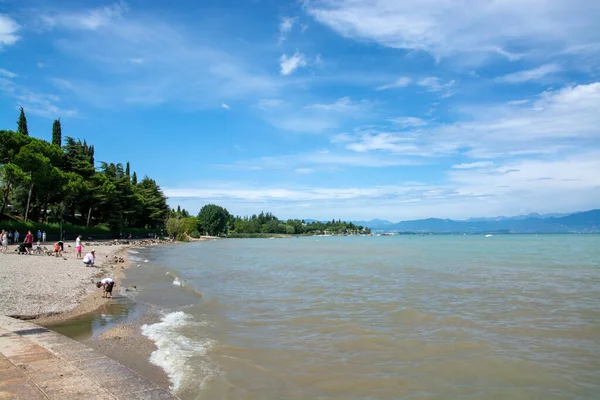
left=132, top=171, right=138, bottom=186
left=52, top=118, right=62, bottom=146
left=125, top=162, right=131, bottom=179
left=17, top=107, right=29, bottom=136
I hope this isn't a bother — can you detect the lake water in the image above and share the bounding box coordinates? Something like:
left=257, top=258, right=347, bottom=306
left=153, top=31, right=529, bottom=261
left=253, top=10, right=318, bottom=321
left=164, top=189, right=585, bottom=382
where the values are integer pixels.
left=123, top=235, right=600, bottom=399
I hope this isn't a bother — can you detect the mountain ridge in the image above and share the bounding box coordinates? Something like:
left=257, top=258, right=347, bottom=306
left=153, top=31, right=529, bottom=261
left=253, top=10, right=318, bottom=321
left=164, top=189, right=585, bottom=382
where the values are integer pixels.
left=351, top=209, right=600, bottom=233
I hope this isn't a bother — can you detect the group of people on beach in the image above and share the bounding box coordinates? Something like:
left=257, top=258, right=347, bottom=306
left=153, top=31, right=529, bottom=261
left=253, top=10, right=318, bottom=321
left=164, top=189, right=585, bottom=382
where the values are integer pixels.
left=2, top=228, right=115, bottom=298
left=0, top=230, right=96, bottom=265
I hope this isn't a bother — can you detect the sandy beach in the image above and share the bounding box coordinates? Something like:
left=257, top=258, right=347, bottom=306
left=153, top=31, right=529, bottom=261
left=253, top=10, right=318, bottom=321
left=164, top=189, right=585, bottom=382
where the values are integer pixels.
left=0, top=238, right=177, bottom=394
left=0, top=241, right=130, bottom=320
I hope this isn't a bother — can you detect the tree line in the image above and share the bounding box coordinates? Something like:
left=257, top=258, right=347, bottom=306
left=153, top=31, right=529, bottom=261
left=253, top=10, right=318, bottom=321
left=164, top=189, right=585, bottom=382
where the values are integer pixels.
left=167, top=204, right=371, bottom=239
left=0, top=108, right=168, bottom=233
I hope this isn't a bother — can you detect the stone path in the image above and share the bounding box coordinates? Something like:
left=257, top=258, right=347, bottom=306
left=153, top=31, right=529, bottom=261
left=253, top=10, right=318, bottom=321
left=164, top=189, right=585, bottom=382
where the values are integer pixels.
left=0, top=316, right=178, bottom=400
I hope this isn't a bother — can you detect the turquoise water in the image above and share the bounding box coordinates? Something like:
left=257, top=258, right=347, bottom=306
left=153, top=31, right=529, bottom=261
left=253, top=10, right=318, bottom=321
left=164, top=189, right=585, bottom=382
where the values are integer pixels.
left=124, top=235, right=600, bottom=399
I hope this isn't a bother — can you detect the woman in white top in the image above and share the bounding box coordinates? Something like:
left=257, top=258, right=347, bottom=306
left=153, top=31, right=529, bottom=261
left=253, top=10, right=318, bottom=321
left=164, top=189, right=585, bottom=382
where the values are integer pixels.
left=75, top=234, right=83, bottom=258
left=1, top=230, right=7, bottom=253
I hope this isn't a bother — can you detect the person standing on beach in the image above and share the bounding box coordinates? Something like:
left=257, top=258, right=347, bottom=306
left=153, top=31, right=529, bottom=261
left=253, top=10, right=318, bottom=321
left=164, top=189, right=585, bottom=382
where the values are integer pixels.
left=75, top=234, right=83, bottom=258
left=1, top=230, right=7, bottom=253
left=83, top=249, right=95, bottom=266
left=24, top=230, right=33, bottom=255
left=42, top=231, right=47, bottom=243
left=14, top=230, right=19, bottom=244
left=37, top=230, right=41, bottom=242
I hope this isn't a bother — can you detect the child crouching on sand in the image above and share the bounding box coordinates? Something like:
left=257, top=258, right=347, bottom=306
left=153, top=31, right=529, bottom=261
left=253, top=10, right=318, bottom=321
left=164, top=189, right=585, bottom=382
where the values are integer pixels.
left=96, top=277, right=115, bottom=298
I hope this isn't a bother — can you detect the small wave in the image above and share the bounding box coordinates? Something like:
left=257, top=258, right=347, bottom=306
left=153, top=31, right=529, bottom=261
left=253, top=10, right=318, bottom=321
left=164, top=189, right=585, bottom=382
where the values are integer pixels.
left=141, top=311, right=217, bottom=391
left=128, top=249, right=140, bottom=254
left=128, top=255, right=143, bottom=262
left=173, top=277, right=183, bottom=287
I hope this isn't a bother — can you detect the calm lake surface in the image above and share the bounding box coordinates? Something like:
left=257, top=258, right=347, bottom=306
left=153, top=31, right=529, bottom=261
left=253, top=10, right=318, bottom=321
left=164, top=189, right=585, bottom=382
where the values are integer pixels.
left=123, top=235, right=600, bottom=399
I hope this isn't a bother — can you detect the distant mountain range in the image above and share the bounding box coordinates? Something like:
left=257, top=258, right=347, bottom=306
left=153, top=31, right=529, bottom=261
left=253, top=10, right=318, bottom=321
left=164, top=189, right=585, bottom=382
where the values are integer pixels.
left=308, top=209, right=600, bottom=233
left=356, top=209, right=600, bottom=233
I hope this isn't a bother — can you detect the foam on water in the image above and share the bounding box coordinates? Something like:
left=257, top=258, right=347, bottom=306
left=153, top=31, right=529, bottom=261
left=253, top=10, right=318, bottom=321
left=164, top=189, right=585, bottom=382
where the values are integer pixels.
left=141, top=311, right=217, bottom=392
left=128, top=249, right=140, bottom=254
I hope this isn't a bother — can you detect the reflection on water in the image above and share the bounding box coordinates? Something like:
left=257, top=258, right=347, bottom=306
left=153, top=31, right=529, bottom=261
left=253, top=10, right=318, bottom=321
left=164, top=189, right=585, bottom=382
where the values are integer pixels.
left=48, top=297, right=142, bottom=340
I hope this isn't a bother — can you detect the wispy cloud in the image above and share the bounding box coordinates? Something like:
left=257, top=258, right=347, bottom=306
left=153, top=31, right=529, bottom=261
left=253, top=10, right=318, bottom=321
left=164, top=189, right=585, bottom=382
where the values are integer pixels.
left=280, top=50, right=307, bottom=75
left=39, top=2, right=128, bottom=31
left=278, top=16, right=297, bottom=42
left=221, top=103, right=230, bottom=110
left=417, top=77, right=457, bottom=98
left=33, top=2, right=284, bottom=109
left=165, top=152, right=600, bottom=219
left=452, top=161, right=494, bottom=169
left=306, top=96, right=365, bottom=113
left=327, top=82, right=600, bottom=159
left=388, top=117, right=427, bottom=128
left=495, top=64, right=561, bottom=84
left=305, top=0, right=600, bottom=64
left=0, top=68, right=17, bottom=78
left=0, top=70, right=77, bottom=118
left=376, top=76, right=411, bottom=91
left=0, top=13, right=20, bottom=48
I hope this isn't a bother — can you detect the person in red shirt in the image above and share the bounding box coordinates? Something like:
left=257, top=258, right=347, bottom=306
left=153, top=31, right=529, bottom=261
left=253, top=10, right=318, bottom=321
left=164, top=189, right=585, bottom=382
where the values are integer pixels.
left=24, top=230, right=33, bottom=255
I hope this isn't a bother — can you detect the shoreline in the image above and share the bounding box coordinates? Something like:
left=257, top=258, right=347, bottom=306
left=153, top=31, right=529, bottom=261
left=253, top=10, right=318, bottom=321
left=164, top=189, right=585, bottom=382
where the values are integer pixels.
left=0, top=238, right=175, bottom=393
left=35, top=237, right=214, bottom=395
left=2, top=236, right=215, bottom=395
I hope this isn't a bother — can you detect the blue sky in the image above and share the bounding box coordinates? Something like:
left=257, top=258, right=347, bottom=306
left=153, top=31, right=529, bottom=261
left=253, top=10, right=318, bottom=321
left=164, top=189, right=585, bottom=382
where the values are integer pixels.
left=1, top=0, right=599, bottom=221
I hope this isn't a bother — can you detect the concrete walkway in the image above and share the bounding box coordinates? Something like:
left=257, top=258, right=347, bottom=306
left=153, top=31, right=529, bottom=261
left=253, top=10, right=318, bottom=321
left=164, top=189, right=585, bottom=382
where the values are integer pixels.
left=0, top=316, right=177, bottom=400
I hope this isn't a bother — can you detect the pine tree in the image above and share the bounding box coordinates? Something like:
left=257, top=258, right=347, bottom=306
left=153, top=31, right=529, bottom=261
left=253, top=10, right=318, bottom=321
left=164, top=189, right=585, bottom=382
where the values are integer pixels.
left=17, top=107, right=29, bottom=136
left=125, top=162, right=131, bottom=179
left=132, top=171, right=138, bottom=185
left=52, top=118, right=62, bottom=146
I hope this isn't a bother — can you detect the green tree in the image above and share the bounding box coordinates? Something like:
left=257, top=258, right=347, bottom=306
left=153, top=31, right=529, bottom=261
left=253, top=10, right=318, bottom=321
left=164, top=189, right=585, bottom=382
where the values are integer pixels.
left=198, top=204, right=230, bottom=236
left=125, top=162, right=130, bottom=179
left=131, top=171, right=137, bottom=185
left=17, top=107, right=29, bottom=136
left=52, top=119, right=62, bottom=147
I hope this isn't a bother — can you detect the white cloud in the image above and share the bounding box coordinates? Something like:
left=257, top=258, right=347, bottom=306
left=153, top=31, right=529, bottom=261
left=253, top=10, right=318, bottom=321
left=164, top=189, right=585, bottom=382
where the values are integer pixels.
left=388, top=117, right=427, bottom=128
left=37, top=62, right=47, bottom=69
left=40, top=2, right=127, bottom=31
left=36, top=3, right=284, bottom=109
left=0, top=14, right=20, bottom=48
left=0, top=74, right=77, bottom=118
left=221, top=103, right=230, bottom=110
left=344, top=133, right=421, bottom=154
left=496, top=64, right=561, bottom=84
left=164, top=152, right=600, bottom=219
left=305, top=0, right=600, bottom=63
left=280, top=50, right=307, bottom=75
left=417, top=77, right=457, bottom=97
left=452, top=161, right=494, bottom=169
left=279, top=16, right=297, bottom=42
left=306, top=96, right=365, bottom=113
left=327, top=82, right=600, bottom=159
left=128, top=57, right=145, bottom=64
left=376, top=76, right=411, bottom=91
left=0, top=68, right=17, bottom=78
